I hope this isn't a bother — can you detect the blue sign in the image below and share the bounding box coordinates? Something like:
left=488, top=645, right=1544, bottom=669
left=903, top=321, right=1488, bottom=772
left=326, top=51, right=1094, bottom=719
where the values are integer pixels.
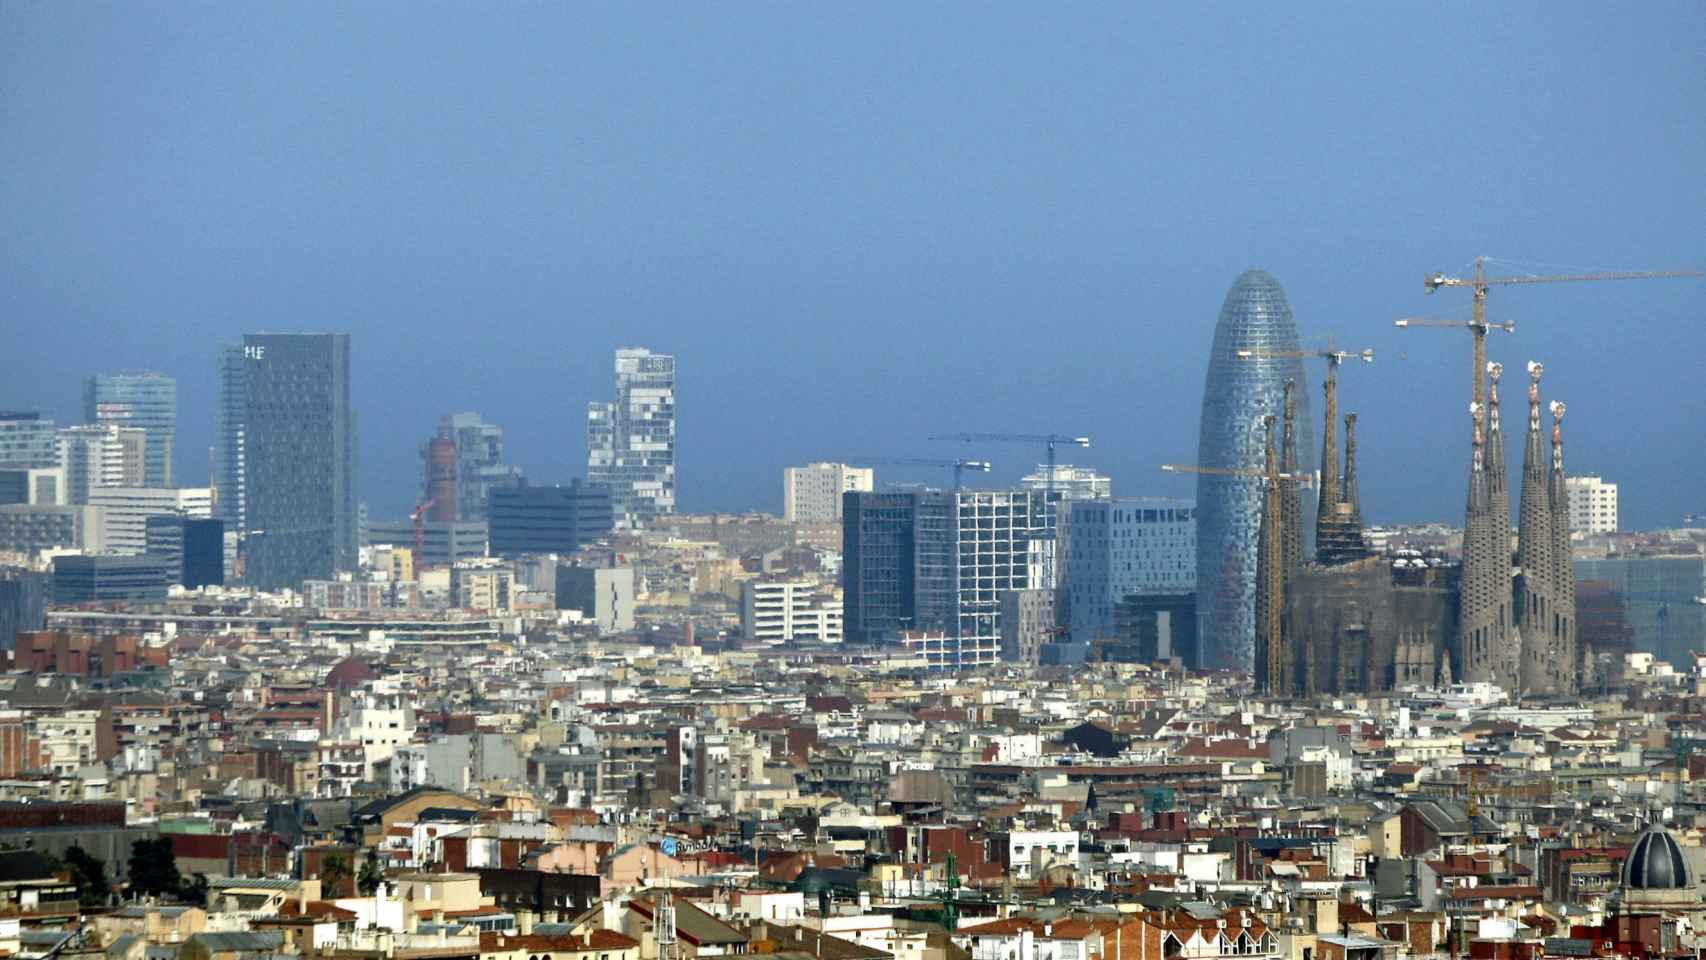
left=661, top=838, right=678, bottom=856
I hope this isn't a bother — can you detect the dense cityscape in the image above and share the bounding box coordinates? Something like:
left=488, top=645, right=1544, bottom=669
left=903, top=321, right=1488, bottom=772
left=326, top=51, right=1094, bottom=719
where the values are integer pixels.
left=5, top=7, right=1706, bottom=960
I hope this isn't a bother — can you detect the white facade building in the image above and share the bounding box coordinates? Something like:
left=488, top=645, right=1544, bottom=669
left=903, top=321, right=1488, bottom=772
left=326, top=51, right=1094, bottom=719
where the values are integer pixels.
left=87, top=487, right=213, bottom=555
left=1059, top=498, right=1196, bottom=644
left=741, top=578, right=843, bottom=643
left=1020, top=464, right=1111, bottom=502
left=587, top=347, right=675, bottom=529
left=783, top=462, right=874, bottom=522
left=955, top=490, right=1048, bottom=668
left=1566, top=475, right=1618, bottom=534
left=57, top=424, right=146, bottom=505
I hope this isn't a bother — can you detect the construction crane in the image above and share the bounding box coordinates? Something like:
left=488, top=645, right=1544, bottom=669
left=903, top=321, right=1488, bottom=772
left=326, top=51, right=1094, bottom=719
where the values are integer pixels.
left=1161, top=463, right=1315, bottom=486
left=855, top=458, right=993, bottom=658
left=1415, top=256, right=1702, bottom=409
left=410, top=497, right=436, bottom=561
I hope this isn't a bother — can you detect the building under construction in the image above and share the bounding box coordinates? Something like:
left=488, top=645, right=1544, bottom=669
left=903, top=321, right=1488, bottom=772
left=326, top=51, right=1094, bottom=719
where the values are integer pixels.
left=1254, top=360, right=1583, bottom=698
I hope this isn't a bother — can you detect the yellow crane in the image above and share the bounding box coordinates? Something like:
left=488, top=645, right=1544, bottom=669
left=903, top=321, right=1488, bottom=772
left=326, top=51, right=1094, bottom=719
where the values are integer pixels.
left=1411, top=256, right=1702, bottom=408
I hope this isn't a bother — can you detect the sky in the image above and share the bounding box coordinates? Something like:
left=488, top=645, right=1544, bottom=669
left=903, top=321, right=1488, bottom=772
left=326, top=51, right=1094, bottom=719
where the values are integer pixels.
left=3, top=2, right=1703, bottom=528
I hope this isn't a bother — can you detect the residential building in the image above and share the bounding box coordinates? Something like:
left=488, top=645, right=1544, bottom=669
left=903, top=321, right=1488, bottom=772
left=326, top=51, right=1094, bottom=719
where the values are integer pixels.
left=1566, top=475, right=1618, bottom=534
left=1059, top=498, right=1197, bottom=647
left=740, top=578, right=843, bottom=644
left=84, top=373, right=176, bottom=487
left=57, top=424, right=145, bottom=504
left=999, top=588, right=1055, bottom=664
left=555, top=565, right=634, bottom=633
left=51, top=555, right=172, bottom=604
left=87, top=487, right=213, bottom=555
left=488, top=482, right=613, bottom=557
left=0, top=413, right=57, bottom=469
left=452, top=561, right=514, bottom=612
left=783, top=463, right=874, bottom=523
left=437, top=412, right=524, bottom=522
left=240, top=333, right=357, bottom=589
left=144, top=516, right=224, bottom=588
left=588, top=347, right=675, bottom=529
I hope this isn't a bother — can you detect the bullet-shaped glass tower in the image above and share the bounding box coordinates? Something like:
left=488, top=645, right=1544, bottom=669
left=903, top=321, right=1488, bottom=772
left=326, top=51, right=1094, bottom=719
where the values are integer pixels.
left=1195, top=270, right=1313, bottom=671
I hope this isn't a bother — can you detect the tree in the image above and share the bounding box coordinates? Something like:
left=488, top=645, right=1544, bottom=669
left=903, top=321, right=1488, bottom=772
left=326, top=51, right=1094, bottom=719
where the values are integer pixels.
left=357, top=847, right=384, bottom=897
left=320, top=852, right=352, bottom=898
left=63, top=845, right=111, bottom=908
left=127, top=838, right=182, bottom=900
left=179, top=873, right=209, bottom=907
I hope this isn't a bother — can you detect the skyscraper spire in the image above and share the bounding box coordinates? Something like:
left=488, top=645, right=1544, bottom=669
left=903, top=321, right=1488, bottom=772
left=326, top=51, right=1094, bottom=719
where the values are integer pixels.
left=1517, top=362, right=1556, bottom=693
left=1255, top=415, right=1286, bottom=695
left=1315, top=361, right=1340, bottom=547
left=1281, top=380, right=1303, bottom=576
left=1550, top=399, right=1578, bottom=691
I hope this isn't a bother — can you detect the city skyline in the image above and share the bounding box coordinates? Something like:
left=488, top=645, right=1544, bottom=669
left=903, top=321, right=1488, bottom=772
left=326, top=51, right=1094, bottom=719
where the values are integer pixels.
left=4, top=4, right=1704, bottom=528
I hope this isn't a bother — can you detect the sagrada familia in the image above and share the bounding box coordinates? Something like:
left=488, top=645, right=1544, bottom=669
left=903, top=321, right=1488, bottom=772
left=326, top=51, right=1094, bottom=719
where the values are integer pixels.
left=1253, top=358, right=1582, bottom=697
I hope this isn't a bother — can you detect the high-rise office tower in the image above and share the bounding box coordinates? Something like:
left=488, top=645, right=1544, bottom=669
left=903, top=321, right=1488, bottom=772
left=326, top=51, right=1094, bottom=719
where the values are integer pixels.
left=1058, top=498, right=1197, bottom=649
left=1194, top=270, right=1314, bottom=671
left=437, top=412, right=524, bottom=523
left=0, top=413, right=58, bottom=469
left=783, top=462, right=874, bottom=522
left=215, top=345, right=247, bottom=535
left=240, top=333, right=357, bottom=590
left=84, top=373, right=176, bottom=487
left=588, top=347, right=675, bottom=529
left=57, top=424, right=146, bottom=504
left=843, top=490, right=955, bottom=646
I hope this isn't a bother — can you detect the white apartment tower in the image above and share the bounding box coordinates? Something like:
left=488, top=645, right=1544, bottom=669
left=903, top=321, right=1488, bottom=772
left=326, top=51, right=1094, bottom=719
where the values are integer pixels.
left=783, top=462, right=874, bottom=522
left=57, top=424, right=147, bottom=505
left=741, top=578, right=844, bottom=643
left=588, top=347, right=675, bottom=529
left=1566, top=475, right=1618, bottom=535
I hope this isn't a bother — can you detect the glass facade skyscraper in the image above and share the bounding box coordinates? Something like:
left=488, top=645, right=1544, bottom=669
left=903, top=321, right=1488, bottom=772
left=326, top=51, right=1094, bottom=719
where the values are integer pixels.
left=240, top=333, right=357, bottom=590
left=588, top=347, right=675, bottom=529
left=84, top=372, right=177, bottom=487
left=0, top=413, right=58, bottom=469
left=1195, top=270, right=1313, bottom=671
left=439, top=412, right=524, bottom=522
left=215, top=345, right=247, bottom=534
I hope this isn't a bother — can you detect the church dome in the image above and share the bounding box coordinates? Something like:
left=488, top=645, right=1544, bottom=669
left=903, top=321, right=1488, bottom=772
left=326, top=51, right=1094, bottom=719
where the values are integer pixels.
left=1623, top=827, right=1693, bottom=890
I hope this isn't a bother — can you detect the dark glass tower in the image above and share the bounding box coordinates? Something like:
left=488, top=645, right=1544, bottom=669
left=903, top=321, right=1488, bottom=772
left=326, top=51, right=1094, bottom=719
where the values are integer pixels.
left=241, top=333, right=356, bottom=590
left=1195, top=271, right=1313, bottom=671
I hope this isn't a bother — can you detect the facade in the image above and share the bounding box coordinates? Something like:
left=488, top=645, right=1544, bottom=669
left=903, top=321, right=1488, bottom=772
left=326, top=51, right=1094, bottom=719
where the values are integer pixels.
left=998, top=588, right=1055, bottom=664
left=0, top=569, right=49, bottom=650
left=86, top=487, right=213, bottom=555
left=240, top=333, right=357, bottom=590
left=0, top=413, right=58, bottom=469
left=437, top=412, right=525, bottom=523
left=1059, top=498, right=1196, bottom=648
left=144, top=516, right=225, bottom=588
left=57, top=424, right=146, bottom=504
left=740, top=578, right=843, bottom=643
left=555, top=566, right=635, bottom=633
left=0, top=505, right=104, bottom=556
left=84, top=373, right=176, bottom=487
left=587, top=347, right=675, bottom=529
left=1574, top=555, right=1705, bottom=668
left=214, top=344, right=246, bottom=536
left=842, top=491, right=954, bottom=646
left=954, top=490, right=1047, bottom=668
left=487, top=482, right=613, bottom=558
left=1566, top=475, right=1618, bottom=534
left=451, top=561, right=514, bottom=612
left=365, top=519, right=487, bottom=568
left=1195, top=270, right=1314, bottom=671
left=0, top=468, right=65, bottom=506
left=783, top=463, right=874, bottom=523
left=51, top=555, right=172, bottom=604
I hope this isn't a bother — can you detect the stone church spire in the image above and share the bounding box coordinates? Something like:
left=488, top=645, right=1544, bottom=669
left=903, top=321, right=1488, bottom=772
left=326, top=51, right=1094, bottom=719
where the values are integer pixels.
left=1281, top=381, right=1303, bottom=576
left=1550, top=400, right=1578, bottom=691
left=1255, top=415, right=1287, bottom=694
left=1518, top=362, right=1557, bottom=693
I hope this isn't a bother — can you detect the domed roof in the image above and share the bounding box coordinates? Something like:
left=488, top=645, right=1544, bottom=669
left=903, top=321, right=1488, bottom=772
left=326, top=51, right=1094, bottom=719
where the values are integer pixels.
left=326, top=657, right=376, bottom=690
left=1623, top=827, right=1692, bottom=890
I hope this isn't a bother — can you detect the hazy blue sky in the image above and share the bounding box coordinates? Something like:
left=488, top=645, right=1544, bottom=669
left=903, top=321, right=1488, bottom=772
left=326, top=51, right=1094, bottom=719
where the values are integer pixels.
left=4, top=2, right=1703, bottom=526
